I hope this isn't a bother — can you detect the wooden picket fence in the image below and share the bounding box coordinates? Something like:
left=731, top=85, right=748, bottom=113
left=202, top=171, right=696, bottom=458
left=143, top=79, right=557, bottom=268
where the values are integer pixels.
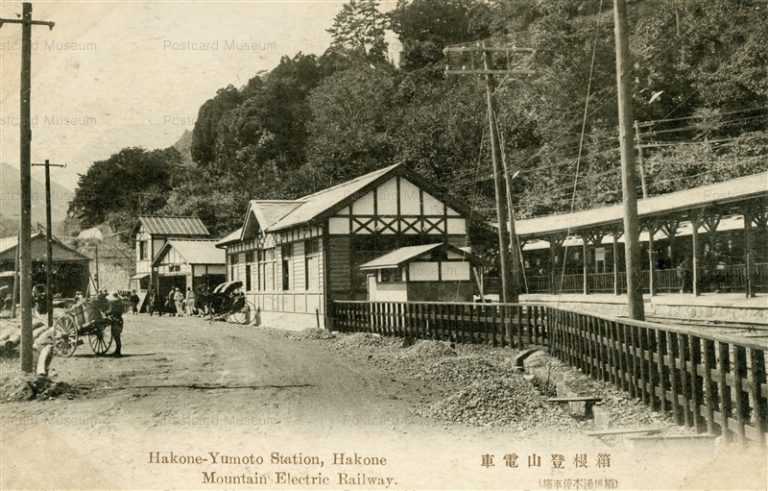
left=332, top=300, right=768, bottom=444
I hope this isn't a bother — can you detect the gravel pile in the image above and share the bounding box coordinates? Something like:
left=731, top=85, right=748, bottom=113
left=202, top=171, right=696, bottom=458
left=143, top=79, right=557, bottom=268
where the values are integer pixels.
left=416, top=377, right=573, bottom=429
left=334, top=332, right=384, bottom=349
left=287, top=328, right=336, bottom=341
left=0, top=373, right=78, bottom=401
left=415, top=356, right=513, bottom=386
left=397, top=340, right=456, bottom=359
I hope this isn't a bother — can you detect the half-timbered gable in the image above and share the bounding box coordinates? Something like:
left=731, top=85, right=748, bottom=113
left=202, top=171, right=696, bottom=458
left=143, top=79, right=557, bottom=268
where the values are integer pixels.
left=218, top=163, right=474, bottom=329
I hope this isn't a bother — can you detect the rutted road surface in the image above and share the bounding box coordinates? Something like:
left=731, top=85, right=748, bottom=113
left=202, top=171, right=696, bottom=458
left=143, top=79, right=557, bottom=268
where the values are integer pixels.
left=0, top=315, right=763, bottom=489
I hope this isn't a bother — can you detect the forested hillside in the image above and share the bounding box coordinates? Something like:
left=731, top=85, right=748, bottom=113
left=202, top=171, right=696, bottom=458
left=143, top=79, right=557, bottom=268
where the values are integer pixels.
left=68, top=0, right=768, bottom=240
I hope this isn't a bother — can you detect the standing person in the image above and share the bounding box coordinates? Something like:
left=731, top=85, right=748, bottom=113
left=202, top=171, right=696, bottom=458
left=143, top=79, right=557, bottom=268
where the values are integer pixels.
left=106, top=291, right=124, bottom=357
left=166, top=288, right=176, bottom=316
left=677, top=257, right=691, bottom=293
left=185, top=287, right=196, bottom=316
left=173, top=287, right=186, bottom=317
left=129, top=290, right=140, bottom=315
left=146, top=291, right=156, bottom=316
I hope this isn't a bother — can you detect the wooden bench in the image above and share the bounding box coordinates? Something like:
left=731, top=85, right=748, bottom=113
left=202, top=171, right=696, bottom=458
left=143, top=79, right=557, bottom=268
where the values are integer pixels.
left=547, top=396, right=602, bottom=419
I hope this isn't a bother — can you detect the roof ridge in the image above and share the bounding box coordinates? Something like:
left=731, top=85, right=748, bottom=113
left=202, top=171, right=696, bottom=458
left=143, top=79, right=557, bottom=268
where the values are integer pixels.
left=139, top=214, right=204, bottom=219
left=296, top=162, right=401, bottom=201
left=249, top=199, right=302, bottom=204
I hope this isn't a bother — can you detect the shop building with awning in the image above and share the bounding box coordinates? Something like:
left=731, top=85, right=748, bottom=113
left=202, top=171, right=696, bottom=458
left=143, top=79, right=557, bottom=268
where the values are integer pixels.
left=151, top=239, right=225, bottom=298
left=132, top=215, right=211, bottom=295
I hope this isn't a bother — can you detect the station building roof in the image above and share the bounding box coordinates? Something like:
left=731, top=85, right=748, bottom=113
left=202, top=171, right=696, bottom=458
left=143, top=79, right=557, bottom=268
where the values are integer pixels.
left=515, top=171, right=768, bottom=239
left=137, top=216, right=209, bottom=237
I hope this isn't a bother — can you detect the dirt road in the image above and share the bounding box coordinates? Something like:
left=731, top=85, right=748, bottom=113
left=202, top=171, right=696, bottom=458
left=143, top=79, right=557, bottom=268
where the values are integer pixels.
left=1, top=315, right=764, bottom=489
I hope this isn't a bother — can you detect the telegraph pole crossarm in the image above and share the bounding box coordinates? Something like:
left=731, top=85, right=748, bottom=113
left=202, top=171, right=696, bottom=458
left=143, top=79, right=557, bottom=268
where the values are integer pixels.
left=443, top=42, right=534, bottom=304
left=2, top=2, right=56, bottom=373
left=31, top=160, right=66, bottom=328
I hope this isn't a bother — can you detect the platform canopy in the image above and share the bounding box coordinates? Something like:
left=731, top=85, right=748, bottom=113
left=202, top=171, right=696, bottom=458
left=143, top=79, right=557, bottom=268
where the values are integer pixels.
left=515, top=172, right=768, bottom=239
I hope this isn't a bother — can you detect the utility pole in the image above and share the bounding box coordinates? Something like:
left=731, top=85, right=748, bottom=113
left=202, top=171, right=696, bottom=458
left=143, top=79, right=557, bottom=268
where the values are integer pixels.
left=634, top=121, right=648, bottom=199
left=32, top=160, right=66, bottom=327
left=613, top=0, right=645, bottom=320
left=10, top=231, right=20, bottom=318
left=0, top=3, right=55, bottom=372
left=443, top=42, right=534, bottom=304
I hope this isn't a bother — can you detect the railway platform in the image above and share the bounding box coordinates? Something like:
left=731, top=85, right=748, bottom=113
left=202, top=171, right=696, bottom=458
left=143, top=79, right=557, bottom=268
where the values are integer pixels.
left=520, top=292, right=768, bottom=325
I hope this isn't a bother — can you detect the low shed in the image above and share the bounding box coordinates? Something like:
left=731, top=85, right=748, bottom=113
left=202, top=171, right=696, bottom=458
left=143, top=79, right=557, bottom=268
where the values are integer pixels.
left=0, top=232, right=90, bottom=297
left=360, top=242, right=479, bottom=302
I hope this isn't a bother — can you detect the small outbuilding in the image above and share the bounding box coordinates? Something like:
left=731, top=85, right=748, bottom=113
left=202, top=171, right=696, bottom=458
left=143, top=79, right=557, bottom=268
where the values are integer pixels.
left=359, top=242, right=479, bottom=302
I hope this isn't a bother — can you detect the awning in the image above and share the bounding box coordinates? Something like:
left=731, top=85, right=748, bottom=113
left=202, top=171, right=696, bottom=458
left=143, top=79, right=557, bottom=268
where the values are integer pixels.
left=213, top=280, right=243, bottom=294
left=130, top=273, right=150, bottom=280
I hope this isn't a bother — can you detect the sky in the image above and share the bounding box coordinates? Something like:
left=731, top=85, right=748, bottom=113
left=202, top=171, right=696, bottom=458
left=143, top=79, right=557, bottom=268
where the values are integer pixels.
left=0, top=1, right=399, bottom=191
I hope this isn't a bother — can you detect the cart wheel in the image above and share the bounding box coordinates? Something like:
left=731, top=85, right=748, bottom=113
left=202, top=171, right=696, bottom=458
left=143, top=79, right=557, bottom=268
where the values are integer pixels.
left=88, top=323, right=113, bottom=356
left=53, top=315, right=78, bottom=357
left=229, top=302, right=252, bottom=325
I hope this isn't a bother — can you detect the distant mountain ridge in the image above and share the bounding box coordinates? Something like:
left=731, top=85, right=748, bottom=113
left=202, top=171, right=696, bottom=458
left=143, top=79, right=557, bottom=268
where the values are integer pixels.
left=0, top=162, right=74, bottom=236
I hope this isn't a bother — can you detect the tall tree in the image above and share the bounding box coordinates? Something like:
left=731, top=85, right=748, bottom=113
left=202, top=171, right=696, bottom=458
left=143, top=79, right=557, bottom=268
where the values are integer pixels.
left=327, top=0, right=391, bottom=63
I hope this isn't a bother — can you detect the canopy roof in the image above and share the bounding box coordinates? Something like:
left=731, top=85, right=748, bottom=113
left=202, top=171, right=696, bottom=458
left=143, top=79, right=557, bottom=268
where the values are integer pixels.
left=138, top=215, right=209, bottom=237
left=153, top=239, right=224, bottom=266
left=360, top=242, right=477, bottom=271
left=516, top=172, right=768, bottom=238
left=216, top=227, right=242, bottom=248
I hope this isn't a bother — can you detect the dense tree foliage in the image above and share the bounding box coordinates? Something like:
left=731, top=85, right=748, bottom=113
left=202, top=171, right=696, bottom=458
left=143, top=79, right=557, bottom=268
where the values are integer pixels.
left=70, top=0, right=768, bottom=242
left=68, top=147, right=182, bottom=232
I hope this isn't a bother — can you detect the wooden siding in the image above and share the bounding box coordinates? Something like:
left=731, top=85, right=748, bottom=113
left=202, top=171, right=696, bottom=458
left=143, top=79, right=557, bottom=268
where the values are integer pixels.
left=328, top=236, right=352, bottom=292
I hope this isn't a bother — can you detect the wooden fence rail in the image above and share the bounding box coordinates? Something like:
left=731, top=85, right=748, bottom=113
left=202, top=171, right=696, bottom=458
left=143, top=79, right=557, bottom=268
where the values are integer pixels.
left=331, top=300, right=768, bottom=444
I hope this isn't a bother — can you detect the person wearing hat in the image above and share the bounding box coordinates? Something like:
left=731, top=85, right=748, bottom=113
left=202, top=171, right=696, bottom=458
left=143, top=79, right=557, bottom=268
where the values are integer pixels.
left=173, top=287, right=186, bottom=317
left=106, top=291, right=124, bottom=356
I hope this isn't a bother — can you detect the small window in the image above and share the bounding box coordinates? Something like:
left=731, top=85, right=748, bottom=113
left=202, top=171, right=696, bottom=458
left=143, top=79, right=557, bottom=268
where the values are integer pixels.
left=138, top=241, right=147, bottom=260
left=245, top=251, right=254, bottom=263
left=230, top=253, right=239, bottom=265
left=305, top=238, right=320, bottom=255
left=281, top=244, right=292, bottom=291
left=169, top=265, right=181, bottom=273
left=304, top=239, right=320, bottom=291
left=379, top=268, right=400, bottom=283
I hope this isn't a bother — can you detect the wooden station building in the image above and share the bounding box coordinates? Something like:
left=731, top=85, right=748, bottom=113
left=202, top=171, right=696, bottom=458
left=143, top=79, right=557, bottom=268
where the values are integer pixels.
left=514, top=172, right=768, bottom=297
left=217, top=163, right=474, bottom=329
left=132, top=216, right=224, bottom=305
left=0, top=231, right=90, bottom=297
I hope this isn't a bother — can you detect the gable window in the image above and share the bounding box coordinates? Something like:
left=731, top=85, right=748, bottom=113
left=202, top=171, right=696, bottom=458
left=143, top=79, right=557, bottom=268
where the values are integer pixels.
left=138, top=241, right=147, bottom=260
left=281, top=244, right=293, bottom=291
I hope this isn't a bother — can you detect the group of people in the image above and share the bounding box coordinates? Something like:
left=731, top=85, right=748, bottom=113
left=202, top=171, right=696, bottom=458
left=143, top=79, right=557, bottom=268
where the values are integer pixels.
left=146, top=286, right=206, bottom=317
